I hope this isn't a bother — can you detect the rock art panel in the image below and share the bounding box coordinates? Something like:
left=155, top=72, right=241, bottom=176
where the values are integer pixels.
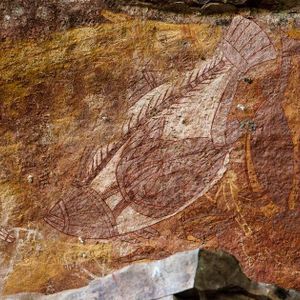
left=0, top=7, right=299, bottom=296
left=45, top=16, right=281, bottom=240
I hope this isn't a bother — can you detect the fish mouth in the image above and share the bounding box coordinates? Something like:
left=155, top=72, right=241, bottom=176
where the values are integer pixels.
left=44, top=200, right=70, bottom=233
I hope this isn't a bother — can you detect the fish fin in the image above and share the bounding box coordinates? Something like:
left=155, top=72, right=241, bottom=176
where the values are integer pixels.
left=123, top=52, right=227, bottom=138
left=127, top=58, right=162, bottom=106
left=75, top=141, right=121, bottom=185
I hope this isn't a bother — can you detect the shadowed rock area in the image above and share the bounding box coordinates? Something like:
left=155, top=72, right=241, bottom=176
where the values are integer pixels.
left=3, top=249, right=300, bottom=300
left=106, top=0, right=300, bottom=12
left=1, top=0, right=299, bottom=40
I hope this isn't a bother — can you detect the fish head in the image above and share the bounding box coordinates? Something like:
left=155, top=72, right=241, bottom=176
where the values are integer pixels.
left=44, top=199, right=69, bottom=234
left=44, top=187, right=117, bottom=239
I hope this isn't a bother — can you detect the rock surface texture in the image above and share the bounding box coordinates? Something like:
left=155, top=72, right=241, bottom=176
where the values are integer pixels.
left=3, top=249, right=300, bottom=300
left=1, top=1, right=299, bottom=39
left=0, top=0, right=300, bottom=297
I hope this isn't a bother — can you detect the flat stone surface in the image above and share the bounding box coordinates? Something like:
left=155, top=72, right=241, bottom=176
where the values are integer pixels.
left=4, top=249, right=300, bottom=300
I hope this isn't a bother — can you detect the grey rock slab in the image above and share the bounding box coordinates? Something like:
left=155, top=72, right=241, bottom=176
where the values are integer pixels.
left=157, top=296, right=177, bottom=300
left=85, top=248, right=199, bottom=300
left=3, top=249, right=300, bottom=300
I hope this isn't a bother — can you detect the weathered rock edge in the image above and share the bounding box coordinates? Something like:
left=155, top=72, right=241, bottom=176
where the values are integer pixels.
left=106, top=0, right=300, bottom=13
left=1, top=0, right=299, bottom=41
left=3, top=249, right=300, bottom=300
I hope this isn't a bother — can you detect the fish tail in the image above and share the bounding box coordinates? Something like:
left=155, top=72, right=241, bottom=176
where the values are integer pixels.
left=221, top=16, right=277, bottom=72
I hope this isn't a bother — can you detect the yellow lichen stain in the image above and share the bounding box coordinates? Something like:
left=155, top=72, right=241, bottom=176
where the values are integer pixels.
left=0, top=183, right=25, bottom=224
left=101, top=10, right=134, bottom=23
left=287, top=24, right=300, bottom=40
left=3, top=240, right=112, bottom=294
left=260, top=203, right=281, bottom=218
left=186, top=235, right=201, bottom=243
left=222, top=171, right=253, bottom=236
left=0, top=12, right=220, bottom=86
left=0, top=141, right=21, bottom=158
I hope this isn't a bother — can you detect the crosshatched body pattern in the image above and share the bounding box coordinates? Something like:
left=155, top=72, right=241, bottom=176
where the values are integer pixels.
left=44, top=15, right=298, bottom=240
left=0, top=227, right=15, bottom=243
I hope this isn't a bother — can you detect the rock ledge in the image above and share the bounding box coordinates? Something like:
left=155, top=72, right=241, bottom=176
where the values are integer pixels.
left=4, top=249, right=300, bottom=300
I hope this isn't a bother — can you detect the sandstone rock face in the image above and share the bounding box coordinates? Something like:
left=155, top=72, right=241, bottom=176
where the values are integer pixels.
left=3, top=249, right=300, bottom=300
left=0, top=0, right=299, bottom=297
left=1, top=1, right=299, bottom=40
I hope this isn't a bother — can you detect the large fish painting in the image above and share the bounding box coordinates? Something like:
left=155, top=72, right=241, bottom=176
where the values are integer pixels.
left=44, top=16, right=296, bottom=240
